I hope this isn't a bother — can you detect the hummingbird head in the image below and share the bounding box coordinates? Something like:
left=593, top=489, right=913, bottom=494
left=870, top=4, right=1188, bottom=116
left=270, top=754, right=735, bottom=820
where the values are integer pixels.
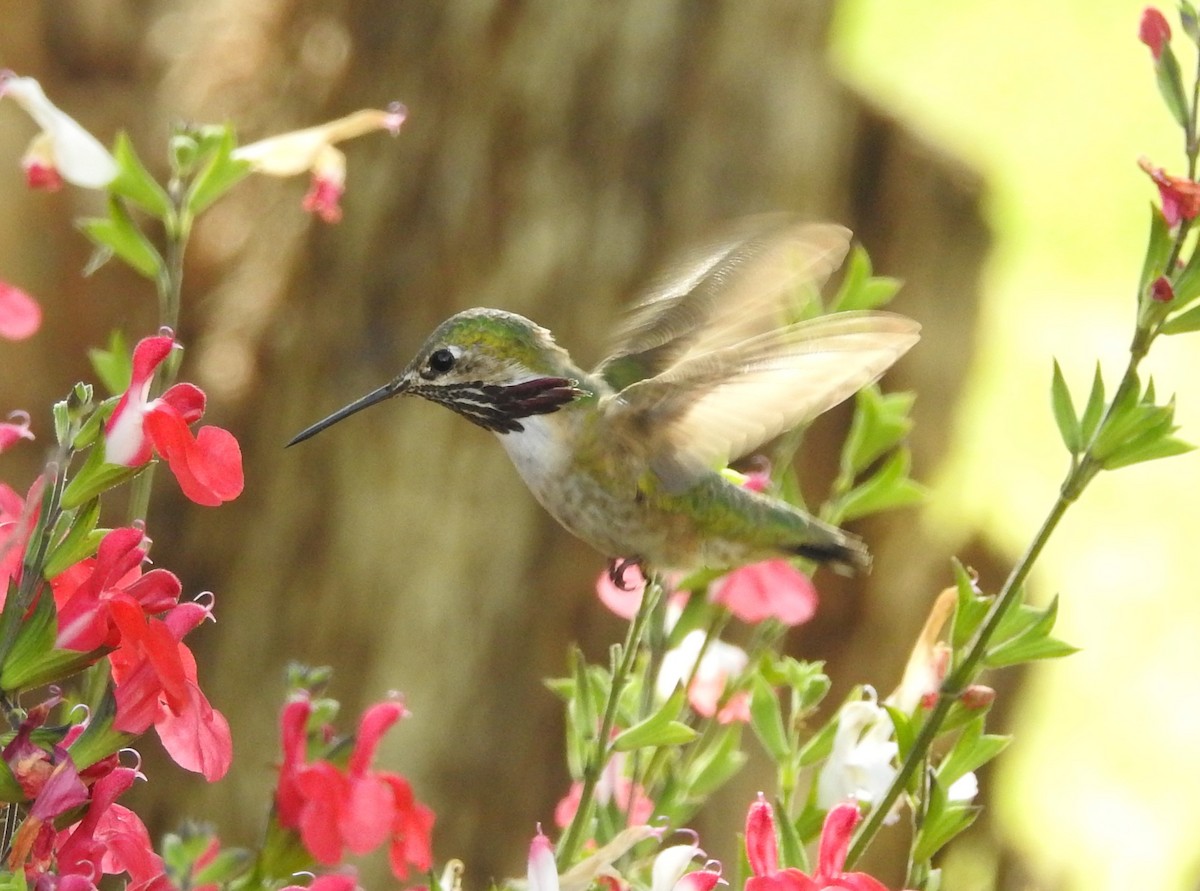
left=287, top=308, right=588, bottom=446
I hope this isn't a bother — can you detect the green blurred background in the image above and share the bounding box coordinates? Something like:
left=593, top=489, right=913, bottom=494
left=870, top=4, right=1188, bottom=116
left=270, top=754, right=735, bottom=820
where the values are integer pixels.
left=837, top=0, right=1200, bottom=887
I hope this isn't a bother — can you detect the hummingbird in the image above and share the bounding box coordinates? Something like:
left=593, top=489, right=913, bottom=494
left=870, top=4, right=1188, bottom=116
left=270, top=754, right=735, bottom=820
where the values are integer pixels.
left=288, top=218, right=920, bottom=579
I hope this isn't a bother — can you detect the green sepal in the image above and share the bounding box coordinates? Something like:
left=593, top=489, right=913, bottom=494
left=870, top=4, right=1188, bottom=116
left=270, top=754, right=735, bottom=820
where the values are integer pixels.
left=0, top=856, right=29, bottom=891
left=68, top=690, right=134, bottom=771
left=108, top=133, right=171, bottom=218
left=834, top=447, right=925, bottom=523
left=796, top=704, right=842, bottom=769
left=60, top=443, right=142, bottom=510
left=612, top=688, right=697, bottom=750
left=1050, top=360, right=1081, bottom=454
left=42, top=497, right=102, bottom=578
left=749, top=674, right=789, bottom=761
left=0, top=753, right=25, bottom=803
left=775, top=797, right=806, bottom=870
left=1183, top=0, right=1200, bottom=42
left=912, top=776, right=980, bottom=863
left=78, top=199, right=163, bottom=280
left=1155, top=44, right=1192, bottom=130
left=186, top=125, right=251, bottom=215
left=0, top=589, right=102, bottom=692
left=884, top=703, right=917, bottom=761
left=830, top=246, right=902, bottom=312
left=1139, top=204, right=1174, bottom=295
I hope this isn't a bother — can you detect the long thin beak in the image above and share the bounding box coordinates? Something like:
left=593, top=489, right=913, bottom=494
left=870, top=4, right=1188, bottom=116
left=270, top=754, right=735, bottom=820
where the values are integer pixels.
left=286, top=379, right=408, bottom=447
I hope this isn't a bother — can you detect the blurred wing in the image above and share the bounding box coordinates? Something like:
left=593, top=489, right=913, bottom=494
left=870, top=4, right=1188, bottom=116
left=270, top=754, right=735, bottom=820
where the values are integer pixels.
left=604, top=312, right=921, bottom=492
left=596, top=217, right=851, bottom=391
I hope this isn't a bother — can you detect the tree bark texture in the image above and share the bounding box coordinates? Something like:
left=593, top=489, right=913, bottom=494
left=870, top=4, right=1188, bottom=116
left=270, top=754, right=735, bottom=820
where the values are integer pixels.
left=0, top=1, right=995, bottom=884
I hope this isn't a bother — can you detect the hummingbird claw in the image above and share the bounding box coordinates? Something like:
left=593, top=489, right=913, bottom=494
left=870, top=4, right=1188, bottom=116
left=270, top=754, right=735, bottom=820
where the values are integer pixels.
left=607, top=556, right=644, bottom=591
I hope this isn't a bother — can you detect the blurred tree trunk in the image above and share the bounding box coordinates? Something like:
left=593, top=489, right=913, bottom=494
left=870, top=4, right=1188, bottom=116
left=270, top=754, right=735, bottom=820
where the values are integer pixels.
left=1, top=0, right=997, bottom=885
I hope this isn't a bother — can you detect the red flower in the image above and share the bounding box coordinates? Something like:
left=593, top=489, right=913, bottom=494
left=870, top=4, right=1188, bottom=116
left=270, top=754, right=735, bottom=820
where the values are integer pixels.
left=103, top=334, right=243, bottom=506
left=1140, top=7, right=1172, bottom=61
left=276, top=696, right=435, bottom=879
left=0, top=281, right=41, bottom=340
left=745, top=797, right=897, bottom=891
left=107, top=597, right=232, bottom=781
left=51, top=525, right=182, bottom=652
left=709, top=560, right=817, bottom=626
left=1139, top=157, right=1200, bottom=227
left=0, top=410, right=34, bottom=453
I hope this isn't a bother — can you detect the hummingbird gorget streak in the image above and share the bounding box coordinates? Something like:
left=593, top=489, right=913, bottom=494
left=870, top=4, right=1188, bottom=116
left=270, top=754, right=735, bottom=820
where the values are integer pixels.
left=288, top=218, right=920, bottom=577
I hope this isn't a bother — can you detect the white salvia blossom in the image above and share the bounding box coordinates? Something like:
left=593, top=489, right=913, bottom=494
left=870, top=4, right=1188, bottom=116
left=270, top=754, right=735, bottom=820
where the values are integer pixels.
left=816, top=694, right=899, bottom=817
left=0, top=72, right=117, bottom=188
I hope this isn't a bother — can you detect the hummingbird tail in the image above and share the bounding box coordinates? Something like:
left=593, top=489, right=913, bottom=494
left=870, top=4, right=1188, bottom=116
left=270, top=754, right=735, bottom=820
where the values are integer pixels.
left=790, top=533, right=871, bottom=576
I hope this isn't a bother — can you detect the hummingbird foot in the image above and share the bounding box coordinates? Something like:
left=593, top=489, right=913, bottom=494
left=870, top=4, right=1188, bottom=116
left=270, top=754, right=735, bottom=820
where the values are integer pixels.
left=607, top=556, right=645, bottom=591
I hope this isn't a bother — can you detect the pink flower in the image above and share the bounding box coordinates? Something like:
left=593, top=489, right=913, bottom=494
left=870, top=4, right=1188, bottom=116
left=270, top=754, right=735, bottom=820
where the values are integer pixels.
left=276, top=696, right=435, bottom=880
left=233, top=104, right=406, bottom=224
left=0, top=281, right=41, bottom=340
left=651, top=838, right=724, bottom=891
left=745, top=797, right=894, bottom=891
left=104, top=333, right=244, bottom=506
left=709, top=560, right=817, bottom=626
left=0, top=410, right=34, bottom=453
left=1139, top=156, right=1200, bottom=227
left=656, top=631, right=750, bottom=724
left=0, top=71, right=117, bottom=190
left=527, top=827, right=559, bottom=891
left=107, top=596, right=232, bottom=781
left=1140, top=7, right=1172, bottom=61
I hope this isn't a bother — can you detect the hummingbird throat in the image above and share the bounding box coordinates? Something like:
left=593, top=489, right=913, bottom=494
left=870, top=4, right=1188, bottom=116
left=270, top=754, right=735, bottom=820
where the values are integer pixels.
left=425, top=376, right=582, bottom=433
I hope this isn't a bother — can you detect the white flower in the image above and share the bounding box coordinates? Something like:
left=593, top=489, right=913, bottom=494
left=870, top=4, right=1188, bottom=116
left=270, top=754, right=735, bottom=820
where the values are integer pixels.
left=0, top=71, right=117, bottom=190
left=657, top=630, right=748, bottom=719
left=816, top=695, right=899, bottom=816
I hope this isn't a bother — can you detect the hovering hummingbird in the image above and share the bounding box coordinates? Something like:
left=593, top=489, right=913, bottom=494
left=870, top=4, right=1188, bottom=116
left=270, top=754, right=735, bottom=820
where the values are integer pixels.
left=288, top=218, right=920, bottom=579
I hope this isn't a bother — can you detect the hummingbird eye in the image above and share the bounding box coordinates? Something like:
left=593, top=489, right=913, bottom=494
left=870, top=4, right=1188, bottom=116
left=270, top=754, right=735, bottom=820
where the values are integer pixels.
left=427, top=348, right=457, bottom=376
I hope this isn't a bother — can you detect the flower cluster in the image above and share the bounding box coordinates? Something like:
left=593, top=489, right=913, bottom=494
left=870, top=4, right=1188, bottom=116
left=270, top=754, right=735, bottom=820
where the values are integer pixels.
left=275, top=694, right=435, bottom=880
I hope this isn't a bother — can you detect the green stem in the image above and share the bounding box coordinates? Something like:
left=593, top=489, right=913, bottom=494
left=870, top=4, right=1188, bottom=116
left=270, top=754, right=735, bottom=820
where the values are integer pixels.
left=847, top=340, right=1151, bottom=868
left=556, top=577, right=660, bottom=867
left=126, top=198, right=191, bottom=524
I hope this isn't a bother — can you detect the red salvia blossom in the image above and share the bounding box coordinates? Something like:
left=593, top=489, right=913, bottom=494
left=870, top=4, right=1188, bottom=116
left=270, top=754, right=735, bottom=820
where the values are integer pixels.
left=107, top=596, right=232, bottom=781
left=104, top=333, right=243, bottom=506
left=1139, top=157, right=1200, bottom=227
left=276, top=695, right=435, bottom=879
left=1140, top=7, right=1172, bottom=60
left=745, top=795, right=902, bottom=891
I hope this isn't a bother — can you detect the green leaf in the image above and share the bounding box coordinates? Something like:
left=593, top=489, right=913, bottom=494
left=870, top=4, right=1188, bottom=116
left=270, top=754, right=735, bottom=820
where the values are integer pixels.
left=1079, top=363, right=1106, bottom=445
left=937, top=715, right=1010, bottom=787
left=985, top=596, right=1078, bottom=668
left=88, top=329, right=133, bottom=396
left=950, top=559, right=991, bottom=649
left=186, top=125, right=252, bottom=215
left=841, top=386, right=917, bottom=479
left=830, top=246, right=903, bottom=312
left=1162, top=302, right=1200, bottom=334
left=612, top=690, right=697, bottom=750
left=835, top=448, right=926, bottom=523
left=749, top=674, right=789, bottom=761
left=884, top=703, right=916, bottom=761
left=1101, top=433, right=1194, bottom=469
left=108, top=133, right=171, bottom=217
left=776, top=798, right=806, bottom=870
left=78, top=201, right=163, bottom=279
left=796, top=706, right=842, bottom=768
left=1183, top=0, right=1200, bottom=41
left=1050, top=360, right=1081, bottom=453
left=685, top=723, right=747, bottom=797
